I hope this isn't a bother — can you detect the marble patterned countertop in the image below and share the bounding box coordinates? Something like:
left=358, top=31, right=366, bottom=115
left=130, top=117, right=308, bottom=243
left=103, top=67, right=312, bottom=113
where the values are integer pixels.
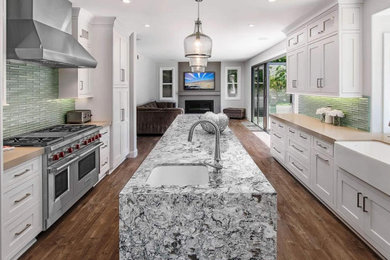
left=120, top=114, right=277, bottom=259
left=120, top=114, right=276, bottom=196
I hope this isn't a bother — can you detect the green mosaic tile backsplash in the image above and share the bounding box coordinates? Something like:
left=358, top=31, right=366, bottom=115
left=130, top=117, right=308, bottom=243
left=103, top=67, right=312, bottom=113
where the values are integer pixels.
left=3, top=61, right=75, bottom=138
left=298, top=95, right=370, bottom=132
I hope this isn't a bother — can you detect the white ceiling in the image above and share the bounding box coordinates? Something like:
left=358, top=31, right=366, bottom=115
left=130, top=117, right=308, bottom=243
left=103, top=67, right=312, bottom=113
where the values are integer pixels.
left=70, top=0, right=335, bottom=62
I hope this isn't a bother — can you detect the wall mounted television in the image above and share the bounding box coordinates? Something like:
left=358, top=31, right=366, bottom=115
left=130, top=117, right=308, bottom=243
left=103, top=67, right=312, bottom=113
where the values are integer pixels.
left=184, top=72, right=215, bottom=90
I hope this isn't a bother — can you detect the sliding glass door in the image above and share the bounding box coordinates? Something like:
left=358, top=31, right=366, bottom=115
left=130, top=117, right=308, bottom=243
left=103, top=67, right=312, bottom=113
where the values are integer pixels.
left=251, top=57, right=291, bottom=132
left=251, top=64, right=267, bottom=130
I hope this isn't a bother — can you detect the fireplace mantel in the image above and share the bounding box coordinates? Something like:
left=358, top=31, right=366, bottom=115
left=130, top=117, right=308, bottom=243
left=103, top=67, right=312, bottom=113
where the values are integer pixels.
left=179, top=92, right=221, bottom=96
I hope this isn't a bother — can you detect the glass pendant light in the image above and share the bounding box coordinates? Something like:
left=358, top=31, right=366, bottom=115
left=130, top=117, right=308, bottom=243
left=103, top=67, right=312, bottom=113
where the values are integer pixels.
left=184, top=0, right=212, bottom=72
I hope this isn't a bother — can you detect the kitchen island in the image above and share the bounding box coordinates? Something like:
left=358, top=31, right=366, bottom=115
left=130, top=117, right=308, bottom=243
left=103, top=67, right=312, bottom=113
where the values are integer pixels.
left=119, top=115, right=277, bottom=259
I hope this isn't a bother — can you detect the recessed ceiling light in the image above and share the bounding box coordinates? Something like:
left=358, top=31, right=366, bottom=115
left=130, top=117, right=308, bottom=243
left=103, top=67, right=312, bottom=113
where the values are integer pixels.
left=248, top=24, right=255, bottom=28
left=268, top=0, right=276, bottom=2
left=144, top=24, right=151, bottom=28
left=122, top=0, right=131, bottom=3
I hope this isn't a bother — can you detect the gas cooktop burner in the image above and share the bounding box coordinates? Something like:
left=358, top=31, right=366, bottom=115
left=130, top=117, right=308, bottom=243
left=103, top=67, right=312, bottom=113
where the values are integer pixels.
left=36, top=124, right=95, bottom=133
left=4, top=137, right=61, bottom=147
left=3, top=124, right=99, bottom=147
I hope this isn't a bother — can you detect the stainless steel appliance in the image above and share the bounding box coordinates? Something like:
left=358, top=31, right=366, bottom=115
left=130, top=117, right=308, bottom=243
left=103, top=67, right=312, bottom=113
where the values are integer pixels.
left=4, top=124, right=102, bottom=230
left=6, top=0, right=97, bottom=68
left=66, top=110, right=92, bottom=124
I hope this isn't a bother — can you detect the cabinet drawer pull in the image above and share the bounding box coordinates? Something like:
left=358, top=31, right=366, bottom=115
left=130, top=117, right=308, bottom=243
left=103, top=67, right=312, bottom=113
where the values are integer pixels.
left=357, top=192, right=362, bottom=208
left=278, top=124, right=284, bottom=128
left=101, top=131, right=108, bottom=136
left=317, top=142, right=328, bottom=150
left=289, top=129, right=295, bottom=134
left=15, top=223, right=31, bottom=236
left=363, top=196, right=368, bottom=213
left=299, top=134, right=307, bottom=140
left=102, top=145, right=108, bottom=149
left=273, top=147, right=281, bottom=154
left=273, top=133, right=282, bottom=139
left=316, top=154, right=329, bottom=163
left=292, top=161, right=303, bottom=172
left=120, top=69, right=125, bottom=82
left=292, top=145, right=304, bottom=153
left=271, top=121, right=276, bottom=125
left=14, top=193, right=31, bottom=204
left=14, top=169, right=30, bottom=178
left=102, top=162, right=108, bottom=167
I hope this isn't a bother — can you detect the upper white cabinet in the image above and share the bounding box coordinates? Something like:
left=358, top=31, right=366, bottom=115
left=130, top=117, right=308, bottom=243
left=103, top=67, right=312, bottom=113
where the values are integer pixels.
left=59, top=8, right=94, bottom=99
left=286, top=2, right=363, bottom=97
left=113, top=31, right=129, bottom=86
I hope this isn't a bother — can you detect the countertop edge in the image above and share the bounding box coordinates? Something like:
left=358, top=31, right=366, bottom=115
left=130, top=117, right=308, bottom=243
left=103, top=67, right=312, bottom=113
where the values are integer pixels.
left=3, top=148, right=44, bottom=171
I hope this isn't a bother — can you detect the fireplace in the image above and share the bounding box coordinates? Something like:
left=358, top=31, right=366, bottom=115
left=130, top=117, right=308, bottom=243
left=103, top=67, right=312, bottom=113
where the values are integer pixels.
left=185, top=100, right=214, bottom=114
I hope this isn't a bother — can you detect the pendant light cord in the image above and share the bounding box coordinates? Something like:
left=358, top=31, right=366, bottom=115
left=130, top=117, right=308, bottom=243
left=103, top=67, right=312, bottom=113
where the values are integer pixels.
left=197, top=1, right=200, bottom=21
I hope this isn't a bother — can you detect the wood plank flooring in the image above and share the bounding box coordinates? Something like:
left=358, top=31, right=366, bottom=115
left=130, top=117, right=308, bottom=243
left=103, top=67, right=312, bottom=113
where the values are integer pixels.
left=20, top=121, right=380, bottom=260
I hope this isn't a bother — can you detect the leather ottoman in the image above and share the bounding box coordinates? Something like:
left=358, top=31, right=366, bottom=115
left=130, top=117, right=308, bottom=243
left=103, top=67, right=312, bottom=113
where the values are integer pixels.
left=223, top=108, right=246, bottom=119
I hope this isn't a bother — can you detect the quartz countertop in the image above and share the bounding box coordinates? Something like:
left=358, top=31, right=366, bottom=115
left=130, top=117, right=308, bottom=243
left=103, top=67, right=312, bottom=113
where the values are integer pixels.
left=3, top=147, right=44, bottom=171
left=120, top=114, right=276, bottom=195
left=271, top=113, right=390, bottom=144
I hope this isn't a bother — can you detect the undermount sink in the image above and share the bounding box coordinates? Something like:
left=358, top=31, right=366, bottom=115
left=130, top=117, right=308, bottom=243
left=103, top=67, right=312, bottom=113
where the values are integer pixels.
left=335, top=141, right=390, bottom=196
left=146, top=164, right=209, bottom=187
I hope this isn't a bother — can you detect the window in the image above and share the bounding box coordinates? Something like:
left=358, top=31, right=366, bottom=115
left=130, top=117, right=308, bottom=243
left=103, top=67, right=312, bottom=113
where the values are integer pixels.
left=160, top=67, right=175, bottom=100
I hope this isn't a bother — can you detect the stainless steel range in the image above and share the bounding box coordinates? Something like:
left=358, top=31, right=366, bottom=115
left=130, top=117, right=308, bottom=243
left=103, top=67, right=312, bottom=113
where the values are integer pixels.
left=4, top=124, right=103, bottom=230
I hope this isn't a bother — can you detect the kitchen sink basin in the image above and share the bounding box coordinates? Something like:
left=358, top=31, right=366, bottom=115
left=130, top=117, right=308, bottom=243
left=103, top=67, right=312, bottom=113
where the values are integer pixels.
left=146, top=164, right=209, bottom=187
left=335, top=141, right=390, bottom=196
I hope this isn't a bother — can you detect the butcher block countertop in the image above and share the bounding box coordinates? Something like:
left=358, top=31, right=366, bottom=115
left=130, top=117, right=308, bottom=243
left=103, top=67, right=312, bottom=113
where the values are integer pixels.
left=83, top=121, right=111, bottom=127
left=3, top=147, right=44, bottom=171
left=270, top=114, right=390, bottom=144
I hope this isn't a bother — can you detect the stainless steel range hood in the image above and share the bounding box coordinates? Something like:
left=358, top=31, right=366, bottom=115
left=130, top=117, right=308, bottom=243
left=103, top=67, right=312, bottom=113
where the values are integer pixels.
left=7, top=0, right=97, bottom=68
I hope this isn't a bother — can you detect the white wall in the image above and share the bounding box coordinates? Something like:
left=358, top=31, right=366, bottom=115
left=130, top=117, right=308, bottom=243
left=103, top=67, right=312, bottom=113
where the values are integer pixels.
left=135, top=54, right=158, bottom=106
left=243, top=40, right=287, bottom=119
left=363, top=0, right=390, bottom=132
left=220, top=62, right=245, bottom=111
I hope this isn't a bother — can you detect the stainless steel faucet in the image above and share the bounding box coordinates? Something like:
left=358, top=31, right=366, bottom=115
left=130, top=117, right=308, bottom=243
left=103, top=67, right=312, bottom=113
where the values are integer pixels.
left=188, top=120, right=223, bottom=172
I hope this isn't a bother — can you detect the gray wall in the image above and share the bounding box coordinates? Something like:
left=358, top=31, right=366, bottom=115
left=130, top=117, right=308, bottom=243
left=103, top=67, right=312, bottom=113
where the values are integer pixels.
left=178, top=62, right=221, bottom=113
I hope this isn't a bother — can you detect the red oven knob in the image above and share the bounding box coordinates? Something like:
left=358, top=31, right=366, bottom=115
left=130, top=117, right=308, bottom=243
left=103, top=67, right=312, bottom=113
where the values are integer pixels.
left=88, top=138, right=92, bottom=143
left=68, top=147, right=73, bottom=153
left=92, top=137, right=95, bottom=141
left=52, top=154, right=60, bottom=161
left=59, top=152, right=65, bottom=158
left=76, top=144, right=81, bottom=149
left=95, top=134, right=100, bottom=139
left=98, top=134, right=102, bottom=138
left=84, top=140, right=88, bottom=145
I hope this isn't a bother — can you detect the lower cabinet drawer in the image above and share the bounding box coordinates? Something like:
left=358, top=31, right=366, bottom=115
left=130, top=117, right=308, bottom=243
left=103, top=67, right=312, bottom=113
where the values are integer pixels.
left=3, top=175, right=41, bottom=223
left=313, top=137, right=334, bottom=157
left=271, top=139, right=285, bottom=163
left=288, top=138, right=310, bottom=163
left=100, top=151, right=109, bottom=170
left=286, top=152, right=310, bottom=186
left=4, top=157, right=41, bottom=192
left=3, top=204, right=42, bottom=260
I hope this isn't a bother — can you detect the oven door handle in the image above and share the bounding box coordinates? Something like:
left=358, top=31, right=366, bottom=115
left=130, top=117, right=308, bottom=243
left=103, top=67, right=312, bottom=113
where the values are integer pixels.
left=77, top=142, right=103, bottom=158
left=48, top=156, right=79, bottom=174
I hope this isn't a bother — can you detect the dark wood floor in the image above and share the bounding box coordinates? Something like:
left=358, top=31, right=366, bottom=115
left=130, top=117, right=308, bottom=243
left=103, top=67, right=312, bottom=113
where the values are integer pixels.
left=20, top=121, right=380, bottom=260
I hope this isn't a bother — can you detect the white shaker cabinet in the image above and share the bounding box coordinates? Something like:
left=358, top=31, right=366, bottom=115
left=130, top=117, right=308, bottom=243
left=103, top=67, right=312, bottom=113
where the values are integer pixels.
left=75, top=17, right=131, bottom=173
left=307, top=35, right=339, bottom=95
left=1, top=156, right=43, bottom=260
left=112, top=88, right=129, bottom=169
left=287, top=47, right=307, bottom=93
left=337, top=167, right=390, bottom=259
left=59, top=8, right=94, bottom=99
left=311, top=151, right=334, bottom=206
left=286, top=2, right=362, bottom=97
left=113, top=31, right=129, bottom=86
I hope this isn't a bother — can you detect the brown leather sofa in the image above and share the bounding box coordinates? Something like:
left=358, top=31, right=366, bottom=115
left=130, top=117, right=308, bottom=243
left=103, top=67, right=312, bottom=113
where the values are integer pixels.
left=137, top=101, right=184, bottom=135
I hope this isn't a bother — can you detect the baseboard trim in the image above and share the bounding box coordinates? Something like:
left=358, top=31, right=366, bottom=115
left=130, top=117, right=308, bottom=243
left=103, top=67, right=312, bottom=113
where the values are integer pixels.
left=127, top=149, right=138, bottom=158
